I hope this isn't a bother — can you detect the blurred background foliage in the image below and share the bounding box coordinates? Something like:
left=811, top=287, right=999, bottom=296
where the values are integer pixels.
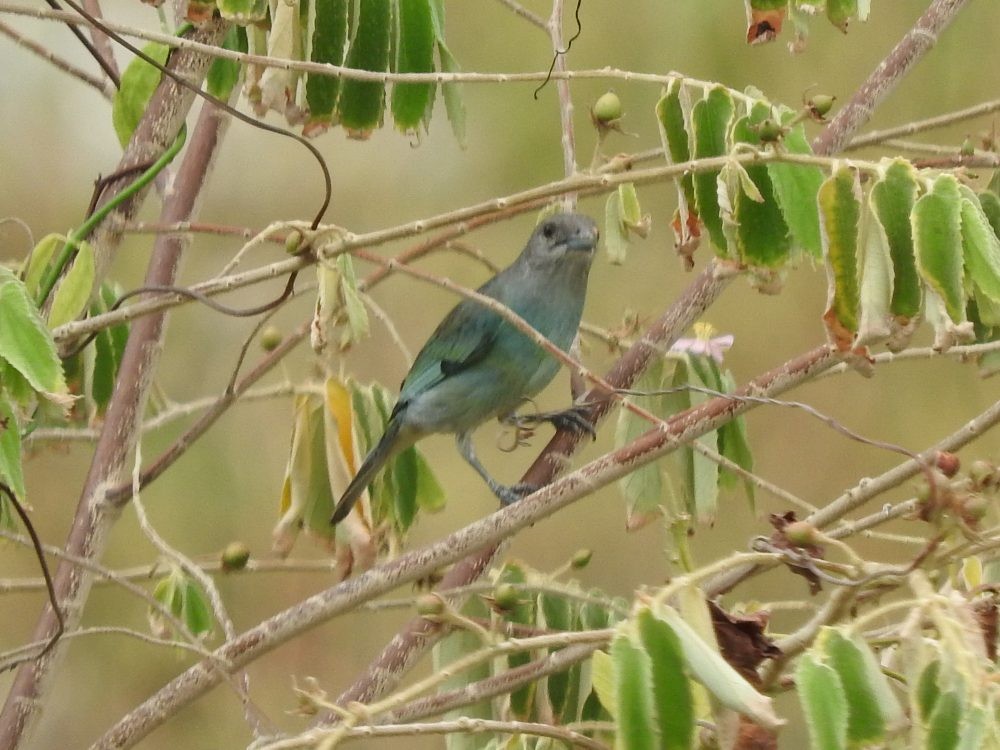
left=2, top=1, right=1000, bottom=747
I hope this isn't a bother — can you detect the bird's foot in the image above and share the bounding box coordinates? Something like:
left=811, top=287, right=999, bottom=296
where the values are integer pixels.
left=495, top=482, right=540, bottom=506
left=538, top=404, right=597, bottom=439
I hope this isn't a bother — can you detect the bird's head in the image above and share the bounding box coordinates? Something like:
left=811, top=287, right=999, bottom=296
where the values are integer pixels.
left=523, top=213, right=599, bottom=270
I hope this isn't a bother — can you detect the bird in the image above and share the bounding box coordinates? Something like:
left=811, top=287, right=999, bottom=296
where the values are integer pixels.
left=331, top=212, right=599, bottom=525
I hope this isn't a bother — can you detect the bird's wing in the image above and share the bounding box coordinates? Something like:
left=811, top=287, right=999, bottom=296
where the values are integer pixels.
left=395, top=294, right=503, bottom=410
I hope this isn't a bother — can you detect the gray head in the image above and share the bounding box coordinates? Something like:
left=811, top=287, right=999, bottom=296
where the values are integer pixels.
left=520, top=213, right=599, bottom=271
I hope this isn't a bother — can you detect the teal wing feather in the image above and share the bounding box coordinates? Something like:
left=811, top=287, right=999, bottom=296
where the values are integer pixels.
left=396, top=293, right=503, bottom=410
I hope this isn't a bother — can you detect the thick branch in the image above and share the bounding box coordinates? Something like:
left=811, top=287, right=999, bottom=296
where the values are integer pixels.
left=0, top=30, right=227, bottom=745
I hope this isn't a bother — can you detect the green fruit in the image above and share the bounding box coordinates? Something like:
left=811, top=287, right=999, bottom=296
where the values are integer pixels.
left=221, top=541, right=251, bottom=571
left=592, top=91, right=623, bottom=124
left=784, top=520, right=819, bottom=547
left=571, top=548, right=593, bottom=569
left=416, top=593, right=446, bottom=617
left=808, top=94, right=835, bottom=119
left=492, top=582, right=521, bottom=611
left=260, top=325, right=283, bottom=351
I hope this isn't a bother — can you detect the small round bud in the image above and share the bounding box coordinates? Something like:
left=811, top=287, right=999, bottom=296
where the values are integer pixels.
left=970, top=460, right=995, bottom=488
left=784, top=520, right=820, bottom=547
left=221, top=541, right=251, bottom=572
left=592, top=91, right=623, bottom=124
left=285, top=229, right=303, bottom=255
left=960, top=138, right=975, bottom=158
left=962, top=493, right=990, bottom=522
left=756, top=118, right=784, bottom=144
left=935, top=451, right=961, bottom=478
left=571, top=548, right=593, bottom=569
left=492, top=583, right=521, bottom=612
left=416, top=593, right=446, bottom=618
left=260, top=325, right=283, bottom=352
left=807, top=94, right=836, bottom=119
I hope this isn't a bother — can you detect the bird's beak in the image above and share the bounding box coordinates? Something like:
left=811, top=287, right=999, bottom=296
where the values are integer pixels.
left=565, top=229, right=598, bottom=252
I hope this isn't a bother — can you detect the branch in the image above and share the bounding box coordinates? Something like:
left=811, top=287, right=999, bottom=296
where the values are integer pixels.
left=846, top=97, right=1000, bottom=150
left=811, top=0, right=972, bottom=156
left=0, top=19, right=113, bottom=96
left=0, top=31, right=228, bottom=745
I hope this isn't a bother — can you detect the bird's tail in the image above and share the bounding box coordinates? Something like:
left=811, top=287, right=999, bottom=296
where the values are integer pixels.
left=330, top=417, right=405, bottom=525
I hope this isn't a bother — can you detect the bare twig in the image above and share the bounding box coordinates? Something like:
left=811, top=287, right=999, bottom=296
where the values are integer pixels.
left=846, top=97, right=1000, bottom=150
left=0, top=19, right=113, bottom=96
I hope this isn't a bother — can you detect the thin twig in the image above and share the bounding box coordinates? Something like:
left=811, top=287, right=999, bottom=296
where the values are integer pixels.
left=0, top=19, right=113, bottom=96
left=846, top=97, right=1000, bottom=150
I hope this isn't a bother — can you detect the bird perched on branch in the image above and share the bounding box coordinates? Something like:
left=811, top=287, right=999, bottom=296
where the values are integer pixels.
left=331, top=212, right=599, bottom=525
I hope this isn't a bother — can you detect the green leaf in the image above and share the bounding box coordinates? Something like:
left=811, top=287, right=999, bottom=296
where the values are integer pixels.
left=655, top=81, right=695, bottom=206
left=926, top=691, right=962, bottom=750
left=47, top=240, right=94, bottom=329
left=819, top=628, right=899, bottom=744
left=857, top=214, right=894, bottom=345
left=433, top=596, right=493, bottom=750
left=337, top=254, right=371, bottom=344
left=819, top=167, right=862, bottom=345
left=541, top=593, right=576, bottom=720
left=914, top=174, right=966, bottom=324
left=392, top=0, right=435, bottom=131
left=305, top=0, right=349, bottom=129
left=498, top=563, right=536, bottom=719
left=149, top=567, right=213, bottom=639
left=611, top=632, right=657, bottom=750
left=391, top=446, right=418, bottom=531
left=916, top=659, right=941, bottom=721
left=180, top=576, right=213, bottom=637
left=691, top=87, right=734, bottom=254
left=731, top=106, right=792, bottom=267
left=767, top=115, right=824, bottom=258
left=0, top=269, right=69, bottom=403
left=337, top=0, right=391, bottom=136
left=413, top=449, right=446, bottom=512
left=89, top=283, right=129, bottom=412
left=427, top=0, right=465, bottom=145
left=206, top=26, right=246, bottom=100
left=112, top=43, right=170, bottom=147
left=716, top=368, right=754, bottom=506
left=979, top=190, right=1000, bottom=239
left=590, top=649, right=616, bottom=718
left=959, top=189, right=1000, bottom=304
left=615, top=357, right=665, bottom=530
left=636, top=607, right=695, bottom=750
left=604, top=189, right=629, bottom=265
left=797, top=653, right=848, bottom=750
left=652, top=602, right=782, bottom=729
left=22, top=233, right=62, bottom=299
left=0, top=396, right=26, bottom=504
left=870, top=159, right=921, bottom=318
left=216, top=0, right=267, bottom=22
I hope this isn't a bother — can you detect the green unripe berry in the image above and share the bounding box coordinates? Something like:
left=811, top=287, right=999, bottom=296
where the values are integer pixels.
left=416, top=593, right=446, bottom=618
left=593, top=91, right=623, bottom=124
left=221, top=541, right=251, bottom=572
left=571, top=548, right=593, bottom=569
left=808, top=94, right=836, bottom=119
left=285, top=229, right=303, bottom=255
left=784, top=520, right=819, bottom=547
left=260, top=325, right=283, bottom=351
left=492, top=583, right=521, bottom=611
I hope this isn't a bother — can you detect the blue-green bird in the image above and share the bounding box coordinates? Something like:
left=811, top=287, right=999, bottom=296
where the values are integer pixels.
left=331, top=213, right=599, bottom=525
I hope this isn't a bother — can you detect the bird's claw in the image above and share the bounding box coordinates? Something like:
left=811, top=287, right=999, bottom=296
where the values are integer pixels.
left=543, top=405, right=597, bottom=440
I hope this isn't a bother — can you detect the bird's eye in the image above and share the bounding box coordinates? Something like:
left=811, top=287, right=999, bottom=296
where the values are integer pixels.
left=542, top=223, right=556, bottom=240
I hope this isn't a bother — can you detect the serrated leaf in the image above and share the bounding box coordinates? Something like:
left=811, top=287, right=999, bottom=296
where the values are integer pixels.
left=959, top=190, right=1000, bottom=304
left=427, top=0, right=465, bottom=145
left=914, top=175, right=966, bottom=324
left=611, top=632, right=657, bottom=750
left=337, top=0, right=391, bottom=136
left=691, top=87, right=734, bottom=254
left=655, top=81, right=695, bottom=207
left=541, top=593, right=576, bottom=720
left=0, top=396, right=26, bottom=505
left=206, top=26, right=246, bottom=100
left=0, top=269, right=69, bottom=404
left=305, top=0, right=349, bottom=130
left=684, top=356, right=720, bottom=525
left=767, top=115, right=824, bottom=257
left=797, top=653, right=848, bottom=750
left=979, top=190, right=1000, bottom=238
left=392, top=0, right=435, bottom=131
left=870, top=159, right=921, bottom=318
left=819, top=167, right=862, bottom=347
left=499, top=563, right=537, bottom=719
left=731, top=107, right=792, bottom=266
left=652, top=602, right=782, bottom=729
left=636, top=607, right=695, bottom=750
left=47, top=240, right=94, bottom=329
left=112, top=43, right=170, bottom=147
